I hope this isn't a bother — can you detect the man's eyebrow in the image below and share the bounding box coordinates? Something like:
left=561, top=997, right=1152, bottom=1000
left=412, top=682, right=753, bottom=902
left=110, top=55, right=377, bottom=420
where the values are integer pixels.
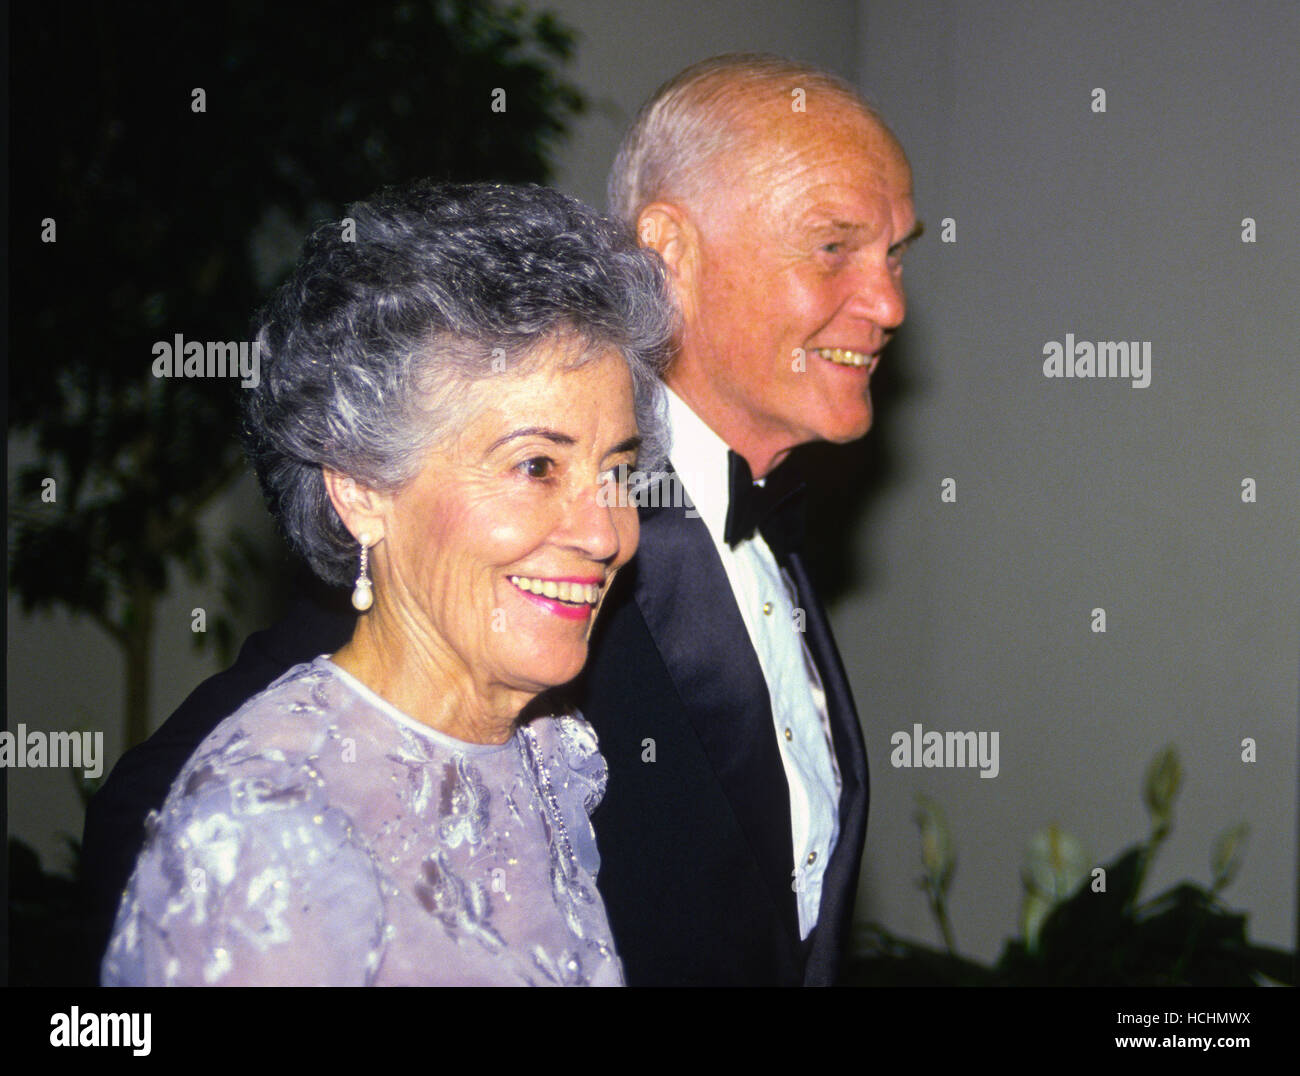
left=811, top=219, right=871, bottom=235
left=807, top=219, right=925, bottom=246
left=894, top=219, right=925, bottom=248
left=486, top=427, right=576, bottom=453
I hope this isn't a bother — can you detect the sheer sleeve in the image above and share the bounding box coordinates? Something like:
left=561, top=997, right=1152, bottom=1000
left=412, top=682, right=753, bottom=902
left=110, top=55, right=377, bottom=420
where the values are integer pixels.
left=102, top=759, right=387, bottom=986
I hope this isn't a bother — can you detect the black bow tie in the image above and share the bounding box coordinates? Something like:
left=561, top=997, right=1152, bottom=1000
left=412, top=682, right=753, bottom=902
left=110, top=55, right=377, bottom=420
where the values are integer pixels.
left=723, top=450, right=807, bottom=555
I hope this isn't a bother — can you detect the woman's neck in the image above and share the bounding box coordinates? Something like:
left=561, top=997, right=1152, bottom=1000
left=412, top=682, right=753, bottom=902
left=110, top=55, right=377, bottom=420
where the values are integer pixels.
left=331, top=606, right=527, bottom=745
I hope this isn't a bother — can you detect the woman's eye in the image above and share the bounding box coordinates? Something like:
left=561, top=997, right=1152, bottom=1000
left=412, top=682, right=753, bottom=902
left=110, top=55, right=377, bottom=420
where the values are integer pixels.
left=518, top=457, right=554, bottom=480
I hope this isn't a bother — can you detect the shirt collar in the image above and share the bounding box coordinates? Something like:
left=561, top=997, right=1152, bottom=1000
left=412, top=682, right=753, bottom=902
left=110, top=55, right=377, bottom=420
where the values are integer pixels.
left=663, top=385, right=738, bottom=546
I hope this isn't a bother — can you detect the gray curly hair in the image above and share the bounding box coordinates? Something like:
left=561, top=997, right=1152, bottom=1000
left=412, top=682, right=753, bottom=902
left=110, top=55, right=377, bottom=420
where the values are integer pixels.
left=242, top=181, right=676, bottom=586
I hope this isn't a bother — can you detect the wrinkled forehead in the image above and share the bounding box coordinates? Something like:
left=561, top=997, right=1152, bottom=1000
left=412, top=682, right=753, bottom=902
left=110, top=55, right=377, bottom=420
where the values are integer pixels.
left=711, top=101, right=911, bottom=222
left=759, top=97, right=907, bottom=175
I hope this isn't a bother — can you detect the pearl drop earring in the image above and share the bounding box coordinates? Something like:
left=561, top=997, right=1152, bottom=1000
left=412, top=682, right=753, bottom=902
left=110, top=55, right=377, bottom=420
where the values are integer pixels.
left=352, top=534, right=374, bottom=611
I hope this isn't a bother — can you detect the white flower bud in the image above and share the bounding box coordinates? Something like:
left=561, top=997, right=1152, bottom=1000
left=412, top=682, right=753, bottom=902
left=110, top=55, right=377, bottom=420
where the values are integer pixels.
left=1142, top=744, right=1181, bottom=825
left=1210, top=821, right=1249, bottom=891
left=1022, top=824, right=1089, bottom=904
left=1020, top=825, right=1089, bottom=949
left=914, top=794, right=955, bottom=894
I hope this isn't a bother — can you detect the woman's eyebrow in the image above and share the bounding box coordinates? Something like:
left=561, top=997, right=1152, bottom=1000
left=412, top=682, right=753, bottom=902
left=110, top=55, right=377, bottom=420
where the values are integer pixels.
left=604, top=434, right=642, bottom=459
left=486, top=427, right=577, bottom=453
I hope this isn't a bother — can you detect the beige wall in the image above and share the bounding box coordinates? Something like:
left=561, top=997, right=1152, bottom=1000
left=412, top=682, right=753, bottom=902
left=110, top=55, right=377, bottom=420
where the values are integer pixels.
left=850, top=0, right=1298, bottom=958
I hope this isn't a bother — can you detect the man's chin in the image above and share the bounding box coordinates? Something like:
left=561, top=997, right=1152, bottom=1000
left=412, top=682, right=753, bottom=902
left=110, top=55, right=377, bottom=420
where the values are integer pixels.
left=816, top=408, right=873, bottom=446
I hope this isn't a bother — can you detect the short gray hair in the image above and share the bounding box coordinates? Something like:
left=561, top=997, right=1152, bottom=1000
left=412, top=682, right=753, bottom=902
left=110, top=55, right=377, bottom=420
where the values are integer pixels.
left=608, top=53, right=886, bottom=227
left=243, top=181, right=676, bottom=587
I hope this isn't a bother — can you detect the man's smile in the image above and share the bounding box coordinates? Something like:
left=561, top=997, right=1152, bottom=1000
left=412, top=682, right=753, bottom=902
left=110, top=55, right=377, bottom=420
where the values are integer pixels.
left=812, top=347, right=878, bottom=371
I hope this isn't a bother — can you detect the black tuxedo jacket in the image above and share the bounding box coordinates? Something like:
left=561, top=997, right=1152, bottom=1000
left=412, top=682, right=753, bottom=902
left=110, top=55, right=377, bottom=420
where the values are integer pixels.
left=575, top=487, right=868, bottom=985
left=83, top=478, right=868, bottom=986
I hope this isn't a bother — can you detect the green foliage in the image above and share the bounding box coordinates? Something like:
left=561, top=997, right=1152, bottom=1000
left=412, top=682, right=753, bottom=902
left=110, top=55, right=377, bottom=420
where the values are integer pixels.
left=845, top=747, right=1295, bottom=987
left=10, top=0, right=583, bottom=623
left=8, top=1, right=585, bottom=745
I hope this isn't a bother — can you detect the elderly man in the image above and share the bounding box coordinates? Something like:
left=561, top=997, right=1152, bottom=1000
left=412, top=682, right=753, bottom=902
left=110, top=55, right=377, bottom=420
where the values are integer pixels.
left=83, top=53, right=917, bottom=986
left=574, top=54, right=916, bottom=985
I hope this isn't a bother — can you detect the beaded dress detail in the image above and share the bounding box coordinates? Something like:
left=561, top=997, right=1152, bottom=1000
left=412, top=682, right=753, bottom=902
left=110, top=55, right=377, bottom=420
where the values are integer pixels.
left=102, top=657, right=622, bottom=986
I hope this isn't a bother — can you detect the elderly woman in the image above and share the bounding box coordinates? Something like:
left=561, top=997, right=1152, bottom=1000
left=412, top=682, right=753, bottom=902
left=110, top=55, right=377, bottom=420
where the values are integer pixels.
left=101, top=182, right=673, bottom=986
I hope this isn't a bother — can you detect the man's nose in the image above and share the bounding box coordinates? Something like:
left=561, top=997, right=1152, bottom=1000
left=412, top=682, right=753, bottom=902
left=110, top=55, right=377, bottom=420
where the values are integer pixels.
left=849, top=259, right=906, bottom=330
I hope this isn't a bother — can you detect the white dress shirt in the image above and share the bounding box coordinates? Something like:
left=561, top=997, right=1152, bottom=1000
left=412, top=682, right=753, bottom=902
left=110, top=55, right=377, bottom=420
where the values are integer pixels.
left=663, top=387, right=842, bottom=937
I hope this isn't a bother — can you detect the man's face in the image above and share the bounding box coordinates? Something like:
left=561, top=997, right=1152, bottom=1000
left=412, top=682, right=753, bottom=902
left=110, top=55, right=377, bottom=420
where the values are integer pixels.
left=670, top=101, right=916, bottom=474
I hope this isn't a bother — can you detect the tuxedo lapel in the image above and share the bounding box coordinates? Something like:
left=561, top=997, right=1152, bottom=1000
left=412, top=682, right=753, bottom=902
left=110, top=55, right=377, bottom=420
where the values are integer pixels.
left=631, top=495, right=801, bottom=947
left=786, top=548, right=870, bottom=985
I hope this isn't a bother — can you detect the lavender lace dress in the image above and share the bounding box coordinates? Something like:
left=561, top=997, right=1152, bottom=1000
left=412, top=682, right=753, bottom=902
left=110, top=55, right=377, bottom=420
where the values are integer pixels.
left=101, top=657, right=623, bottom=986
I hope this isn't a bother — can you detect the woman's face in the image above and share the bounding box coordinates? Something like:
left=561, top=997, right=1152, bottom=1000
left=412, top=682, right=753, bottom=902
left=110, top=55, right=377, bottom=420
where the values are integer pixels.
left=372, top=346, right=641, bottom=700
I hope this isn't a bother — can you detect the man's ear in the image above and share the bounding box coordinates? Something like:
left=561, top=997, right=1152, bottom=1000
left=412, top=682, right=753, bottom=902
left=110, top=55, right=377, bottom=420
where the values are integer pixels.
left=322, top=469, right=388, bottom=547
left=636, top=201, right=701, bottom=315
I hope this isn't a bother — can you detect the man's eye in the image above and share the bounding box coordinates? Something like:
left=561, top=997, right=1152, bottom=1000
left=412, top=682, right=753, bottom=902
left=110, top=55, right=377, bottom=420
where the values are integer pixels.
left=821, top=242, right=844, bottom=255
left=518, top=457, right=555, bottom=480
